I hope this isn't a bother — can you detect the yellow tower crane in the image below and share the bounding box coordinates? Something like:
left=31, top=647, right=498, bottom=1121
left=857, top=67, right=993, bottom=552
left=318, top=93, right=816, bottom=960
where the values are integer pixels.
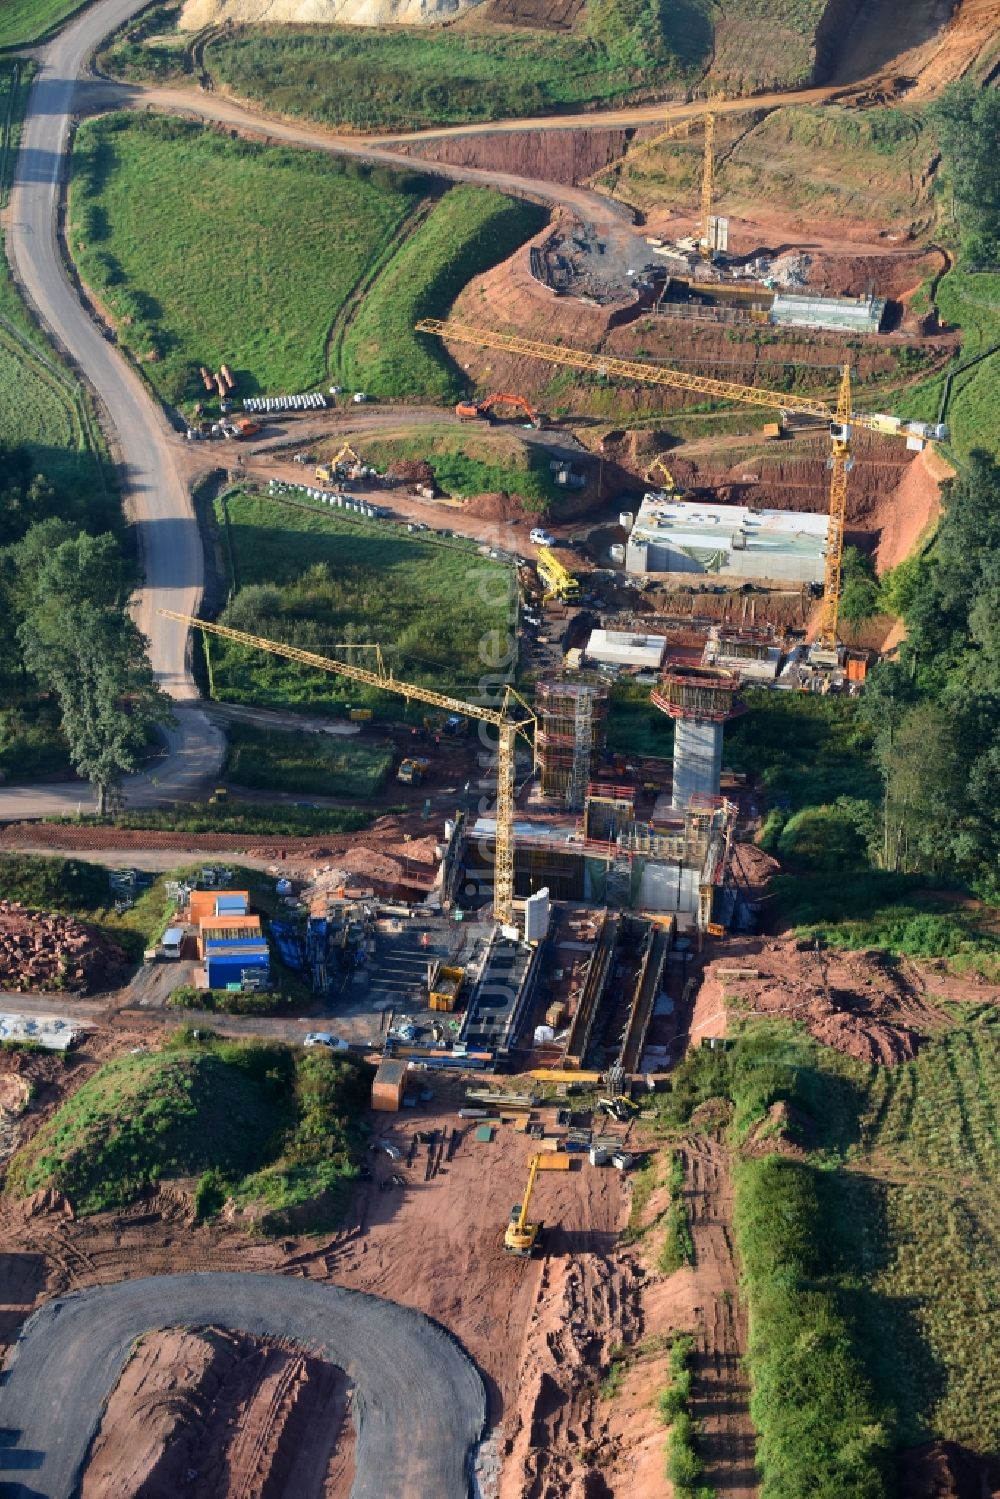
left=415, top=319, right=939, bottom=650
left=158, top=611, right=534, bottom=924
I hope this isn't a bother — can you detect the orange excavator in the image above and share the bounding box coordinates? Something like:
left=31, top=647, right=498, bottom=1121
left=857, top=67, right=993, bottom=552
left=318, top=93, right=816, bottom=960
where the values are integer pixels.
left=455, top=392, right=543, bottom=428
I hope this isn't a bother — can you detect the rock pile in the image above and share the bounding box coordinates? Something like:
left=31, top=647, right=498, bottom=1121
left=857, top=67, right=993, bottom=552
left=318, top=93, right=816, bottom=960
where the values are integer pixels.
left=0, top=902, right=129, bottom=994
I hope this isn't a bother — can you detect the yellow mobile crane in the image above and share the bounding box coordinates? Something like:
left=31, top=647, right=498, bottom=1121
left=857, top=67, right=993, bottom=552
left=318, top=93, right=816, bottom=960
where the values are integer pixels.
left=504, top=1151, right=571, bottom=1255
left=416, top=319, right=944, bottom=649
left=535, top=545, right=581, bottom=604
left=159, top=611, right=534, bottom=923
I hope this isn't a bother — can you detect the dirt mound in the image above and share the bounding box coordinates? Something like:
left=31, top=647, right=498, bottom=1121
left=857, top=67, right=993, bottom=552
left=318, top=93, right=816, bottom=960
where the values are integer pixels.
left=898, top=1438, right=1000, bottom=1499
left=80, top=1325, right=354, bottom=1499
left=461, top=490, right=526, bottom=522
left=875, top=444, right=953, bottom=574
left=385, top=457, right=434, bottom=485
left=745, top=1099, right=814, bottom=1156
left=0, top=901, right=129, bottom=994
left=704, top=939, right=948, bottom=1064
left=181, top=0, right=479, bottom=25
left=396, top=125, right=647, bottom=187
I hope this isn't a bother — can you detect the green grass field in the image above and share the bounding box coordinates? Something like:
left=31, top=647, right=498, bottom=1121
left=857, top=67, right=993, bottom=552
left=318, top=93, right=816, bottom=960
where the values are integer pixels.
left=896, top=267, right=1000, bottom=462
left=341, top=186, right=544, bottom=401
left=658, top=1012, right=1000, bottom=1485
left=860, top=1012, right=1000, bottom=1450
left=206, top=22, right=705, bottom=133
left=68, top=113, right=421, bottom=407
left=7, top=1031, right=368, bottom=1230
left=356, top=426, right=558, bottom=508
left=223, top=723, right=393, bottom=798
left=0, top=67, right=109, bottom=512
left=0, top=0, right=86, bottom=49
left=208, top=488, right=513, bottom=712
left=67, top=114, right=541, bottom=409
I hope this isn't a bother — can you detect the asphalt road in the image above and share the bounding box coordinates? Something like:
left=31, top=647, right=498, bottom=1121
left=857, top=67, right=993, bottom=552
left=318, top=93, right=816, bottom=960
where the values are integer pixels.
left=0, top=1273, right=486, bottom=1499
left=1, top=0, right=224, bottom=821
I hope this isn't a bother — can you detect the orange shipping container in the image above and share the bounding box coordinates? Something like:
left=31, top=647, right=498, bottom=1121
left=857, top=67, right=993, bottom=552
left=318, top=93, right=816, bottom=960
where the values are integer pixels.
left=372, top=1059, right=407, bottom=1112
left=188, top=890, right=250, bottom=927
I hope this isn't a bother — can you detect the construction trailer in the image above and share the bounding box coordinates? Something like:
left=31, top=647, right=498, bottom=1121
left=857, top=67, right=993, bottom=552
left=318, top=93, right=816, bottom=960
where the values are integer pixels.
left=535, top=680, right=610, bottom=809
left=205, top=939, right=270, bottom=990
left=188, top=889, right=250, bottom=928
left=372, top=1059, right=408, bottom=1112
left=584, top=630, right=668, bottom=671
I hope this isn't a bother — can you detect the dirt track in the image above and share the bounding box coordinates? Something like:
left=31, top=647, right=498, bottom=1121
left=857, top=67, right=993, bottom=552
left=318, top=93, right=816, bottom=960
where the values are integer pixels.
left=0, top=1272, right=485, bottom=1499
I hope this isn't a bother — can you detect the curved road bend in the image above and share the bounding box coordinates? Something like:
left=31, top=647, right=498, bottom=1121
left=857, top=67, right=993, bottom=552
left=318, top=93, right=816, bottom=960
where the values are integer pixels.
left=1, top=0, right=224, bottom=820
left=0, top=1272, right=486, bottom=1499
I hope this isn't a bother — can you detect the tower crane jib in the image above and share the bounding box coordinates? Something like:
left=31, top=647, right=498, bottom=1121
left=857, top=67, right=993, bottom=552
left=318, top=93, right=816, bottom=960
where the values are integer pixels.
left=158, top=611, right=534, bottom=925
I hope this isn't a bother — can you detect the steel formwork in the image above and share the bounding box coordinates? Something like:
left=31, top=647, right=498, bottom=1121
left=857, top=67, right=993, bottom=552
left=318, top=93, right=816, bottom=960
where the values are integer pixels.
left=536, top=681, right=610, bottom=807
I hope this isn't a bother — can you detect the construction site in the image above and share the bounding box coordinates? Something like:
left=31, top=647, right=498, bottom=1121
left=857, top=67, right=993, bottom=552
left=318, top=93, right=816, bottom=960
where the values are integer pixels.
left=0, top=0, right=998, bottom=1495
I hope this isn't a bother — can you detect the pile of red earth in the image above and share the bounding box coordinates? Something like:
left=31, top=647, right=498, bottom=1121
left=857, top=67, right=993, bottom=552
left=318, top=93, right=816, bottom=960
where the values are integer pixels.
left=0, top=901, right=129, bottom=994
left=706, top=938, right=948, bottom=1065
left=385, top=458, right=435, bottom=486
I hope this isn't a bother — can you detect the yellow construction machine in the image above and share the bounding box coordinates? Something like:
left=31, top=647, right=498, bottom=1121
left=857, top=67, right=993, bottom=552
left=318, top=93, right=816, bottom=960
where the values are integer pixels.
left=536, top=546, right=581, bottom=604
left=645, top=456, right=679, bottom=493
left=316, top=443, right=362, bottom=483
left=504, top=1151, right=571, bottom=1256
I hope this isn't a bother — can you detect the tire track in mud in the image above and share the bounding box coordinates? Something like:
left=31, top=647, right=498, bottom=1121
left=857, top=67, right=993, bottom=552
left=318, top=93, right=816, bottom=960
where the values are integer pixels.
left=682, top=1130, right=758, bottom=1497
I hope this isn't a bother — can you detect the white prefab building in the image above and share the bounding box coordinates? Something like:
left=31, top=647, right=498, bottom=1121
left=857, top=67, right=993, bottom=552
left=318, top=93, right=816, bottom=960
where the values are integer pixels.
left=625, top=495, right=828, bottom=585
left=585, top=630, right=668, bottom=670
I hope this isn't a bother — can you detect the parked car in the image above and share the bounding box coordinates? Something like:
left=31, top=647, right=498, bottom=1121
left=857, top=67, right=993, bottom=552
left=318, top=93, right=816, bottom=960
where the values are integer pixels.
left=530, top=528, right=556, bottom=547
left=304, top=1032, right=349, bottom=1051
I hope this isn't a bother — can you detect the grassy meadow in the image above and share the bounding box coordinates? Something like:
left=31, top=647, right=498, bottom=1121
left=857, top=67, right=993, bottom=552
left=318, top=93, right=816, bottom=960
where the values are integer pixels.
left=656, top=1012, right=1000, bottom=1493
left=0, top=0, right=87, bottom=49
left=67, top=114, right=541, bottom=409
left=223, top=722, right=393, bottom=798
left=7, top=1031, right=368, bottom=1230
left=208, top=487, right=513, bottom=712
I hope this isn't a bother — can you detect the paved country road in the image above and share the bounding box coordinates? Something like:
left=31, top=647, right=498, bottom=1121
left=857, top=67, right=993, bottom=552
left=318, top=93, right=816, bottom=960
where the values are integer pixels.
left=2, top=0, right=224, bottom=820
left=0, top=1272, right=486, bottom=1499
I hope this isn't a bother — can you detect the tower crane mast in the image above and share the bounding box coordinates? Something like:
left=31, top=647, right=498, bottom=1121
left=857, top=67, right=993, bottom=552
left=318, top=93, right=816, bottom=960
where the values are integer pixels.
left=158, top=611, right=534, bottom=924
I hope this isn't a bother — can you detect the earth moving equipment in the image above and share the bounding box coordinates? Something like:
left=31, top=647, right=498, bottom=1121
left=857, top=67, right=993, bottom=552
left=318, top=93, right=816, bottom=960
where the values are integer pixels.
left=536, top=546, right=580, bottom=604
left=416, top=319, right=945, bottom=650
left=316, top=443, right=362, bottom=484
left=424, top=711, right=469, bottom=738
left=397, top=756, right=431, bottom=785
left=504, top=1151, right=572, bottom=1256
left=645, top=456, right=678, bottom=493
left=159, top=611, right=534, bottom=924
left=455, top=392, right=541, bottom=427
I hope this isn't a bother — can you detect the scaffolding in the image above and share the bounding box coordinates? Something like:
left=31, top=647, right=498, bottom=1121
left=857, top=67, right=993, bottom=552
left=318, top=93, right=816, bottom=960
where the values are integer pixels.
left=536, top=681, right=610, bottom=808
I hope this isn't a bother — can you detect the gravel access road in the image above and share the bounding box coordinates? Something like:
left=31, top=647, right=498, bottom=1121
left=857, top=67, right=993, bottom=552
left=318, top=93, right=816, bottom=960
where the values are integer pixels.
left=0, top=1272, right=486, bottom=1499
left=1, top=0, right=224, bottom=821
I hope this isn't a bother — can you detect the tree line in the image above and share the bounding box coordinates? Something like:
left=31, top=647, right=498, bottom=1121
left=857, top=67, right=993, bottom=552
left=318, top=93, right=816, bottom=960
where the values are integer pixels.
left=0, top=442, right=169, bottom=811
left=862, top=449, right=1000, bottom=893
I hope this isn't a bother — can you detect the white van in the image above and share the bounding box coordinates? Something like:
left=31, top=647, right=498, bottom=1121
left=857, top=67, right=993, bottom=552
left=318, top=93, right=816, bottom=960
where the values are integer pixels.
left=161, top=927, right=185, bottom=960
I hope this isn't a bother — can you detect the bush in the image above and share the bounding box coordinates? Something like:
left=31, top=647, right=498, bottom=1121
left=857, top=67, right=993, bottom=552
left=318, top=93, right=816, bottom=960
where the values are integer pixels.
left=734, top=1156, right=893, bottom=1499
left=0, top=853, right=108, bottom=911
